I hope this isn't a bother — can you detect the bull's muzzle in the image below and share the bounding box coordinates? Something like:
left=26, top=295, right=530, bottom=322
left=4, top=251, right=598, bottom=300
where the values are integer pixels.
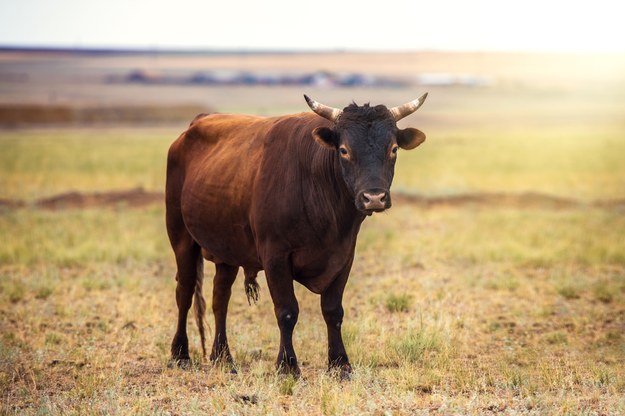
left=358, top=189, right=391, bottom=214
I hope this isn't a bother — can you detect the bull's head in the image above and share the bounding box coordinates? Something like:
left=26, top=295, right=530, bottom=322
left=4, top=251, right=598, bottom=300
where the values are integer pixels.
left=305, top=94, right=427, bottom=215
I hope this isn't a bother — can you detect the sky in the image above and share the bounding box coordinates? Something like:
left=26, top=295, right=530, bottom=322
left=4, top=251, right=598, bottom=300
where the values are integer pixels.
left=1, top=0, right=624, bottom=52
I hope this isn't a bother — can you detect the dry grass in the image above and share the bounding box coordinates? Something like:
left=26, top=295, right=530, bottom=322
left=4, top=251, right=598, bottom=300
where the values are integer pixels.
left=1, top=204, right=624, bottom=415
left=0, top=128, right=172, bottom=201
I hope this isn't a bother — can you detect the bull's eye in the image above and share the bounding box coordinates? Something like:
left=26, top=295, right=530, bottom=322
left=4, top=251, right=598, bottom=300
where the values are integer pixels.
left=391, top=146, right=399, bottom=155
left=339, top=147, right=349, bottom=157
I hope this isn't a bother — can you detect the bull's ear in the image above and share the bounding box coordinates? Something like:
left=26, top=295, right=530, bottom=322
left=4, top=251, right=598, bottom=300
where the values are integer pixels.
left=312, top=127, right=338, bottom=149
left=397, top=128, right=426, bottom=150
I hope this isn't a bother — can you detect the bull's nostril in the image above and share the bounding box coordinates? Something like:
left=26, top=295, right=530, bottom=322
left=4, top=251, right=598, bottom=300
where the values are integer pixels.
left=362, top=191, right=387, bottom=210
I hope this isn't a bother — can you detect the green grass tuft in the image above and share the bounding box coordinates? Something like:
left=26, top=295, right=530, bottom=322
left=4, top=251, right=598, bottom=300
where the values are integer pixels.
left=385, top=293, right=413, bottom=313
left=390, top=326, right=445, bottom=363
left=278, top=375, right=297, bottom=396
left=557, top=284, right=582, bottom=300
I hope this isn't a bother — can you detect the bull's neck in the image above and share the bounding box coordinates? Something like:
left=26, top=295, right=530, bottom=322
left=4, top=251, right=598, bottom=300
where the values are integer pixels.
left=301, top=140, right=365, bottom=237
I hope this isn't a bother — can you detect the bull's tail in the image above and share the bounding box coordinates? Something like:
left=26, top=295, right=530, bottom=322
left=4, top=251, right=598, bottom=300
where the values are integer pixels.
left=193, top=256, right=207, bottom=358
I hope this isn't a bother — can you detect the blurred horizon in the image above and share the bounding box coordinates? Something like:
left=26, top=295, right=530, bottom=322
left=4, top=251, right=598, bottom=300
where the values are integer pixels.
left=2, top=0, right=625, bottom=53
left=3, top=45, right=625, bottom=56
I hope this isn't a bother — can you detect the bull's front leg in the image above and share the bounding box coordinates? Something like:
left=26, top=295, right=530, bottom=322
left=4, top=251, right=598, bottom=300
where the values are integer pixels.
left=321, top=270, right=352, bottom=379
left=265, top=256, right=300, bottom=376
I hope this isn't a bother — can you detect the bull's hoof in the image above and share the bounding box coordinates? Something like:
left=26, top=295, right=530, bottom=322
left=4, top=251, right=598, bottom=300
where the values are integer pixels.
left=210, top=352, right=238, bottom=374
left=167, top=357, right=192, bottom=369
left=277, top=363, right=301, bottom=378
left=214, top=360, right=238, bottom=375
left=339, top=366, right=352, bottom=381
left=329, top=363, right=352, bottom=381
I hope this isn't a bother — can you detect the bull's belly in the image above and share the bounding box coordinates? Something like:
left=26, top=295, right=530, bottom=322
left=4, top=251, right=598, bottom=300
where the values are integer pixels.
left=186, top=221, right=354, bottom=292
left=290, top=246, right=354, bottom=294
left=182, top=207, right=260, bottom=269
left=192, top=223, right=261, bottom=268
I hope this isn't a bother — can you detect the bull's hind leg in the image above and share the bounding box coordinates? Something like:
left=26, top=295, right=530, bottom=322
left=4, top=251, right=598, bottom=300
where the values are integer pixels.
left=166, top=171, right=206, bottom=368
left=210, top=263, right=238, bottom=372
left=168, top=236, right=204, bottom=368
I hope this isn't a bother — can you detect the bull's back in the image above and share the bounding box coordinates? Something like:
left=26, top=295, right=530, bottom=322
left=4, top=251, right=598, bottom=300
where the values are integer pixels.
left=168, top=113, right=272, bottom=267
left=168, top=112, right=326, bottom=268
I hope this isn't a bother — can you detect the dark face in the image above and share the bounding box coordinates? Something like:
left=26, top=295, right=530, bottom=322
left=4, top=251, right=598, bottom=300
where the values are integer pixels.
left=311, top=103, right=426, bottom=215
left=336, top=117, right=398, bottom=213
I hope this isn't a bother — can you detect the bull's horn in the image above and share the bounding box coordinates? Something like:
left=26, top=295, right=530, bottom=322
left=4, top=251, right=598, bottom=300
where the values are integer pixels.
left=389, top=93, right=428, bottom=121
left=304, top=94, right=342, bottom=122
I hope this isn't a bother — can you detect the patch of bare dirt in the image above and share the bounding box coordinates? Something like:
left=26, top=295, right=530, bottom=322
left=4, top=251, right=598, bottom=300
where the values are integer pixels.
left=0, top=104, right=209, bottom=127
left=0, top=188, right=163, bottom=210
left=393, top=192, right=593, bottom=209
left=1, top=188, right=624, bottom=211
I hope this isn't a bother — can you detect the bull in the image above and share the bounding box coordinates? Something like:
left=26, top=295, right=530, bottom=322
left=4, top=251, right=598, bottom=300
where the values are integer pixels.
left=166, top=93, right=428, bottom=377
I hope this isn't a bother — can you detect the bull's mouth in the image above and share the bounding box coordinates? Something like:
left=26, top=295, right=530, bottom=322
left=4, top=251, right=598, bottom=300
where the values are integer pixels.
left=362, top=207, right=388, bottom=216
left=357, top=201, right=392, bottom=216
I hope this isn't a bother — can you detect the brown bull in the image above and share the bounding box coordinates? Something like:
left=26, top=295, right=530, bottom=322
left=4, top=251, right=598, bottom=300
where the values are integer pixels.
left=166, top=93, right=428, bottom=376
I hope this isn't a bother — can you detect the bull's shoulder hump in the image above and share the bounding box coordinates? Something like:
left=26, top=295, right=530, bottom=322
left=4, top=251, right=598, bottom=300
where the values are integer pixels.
left=199, top=112, right=316, bottom=125
left=183, top=113, right=264, bottom=144
left=193, top=113, right=266, bottom=130
left=202, top=113, right=265, bottom=122
left=189, top=112, right=318, bottom=142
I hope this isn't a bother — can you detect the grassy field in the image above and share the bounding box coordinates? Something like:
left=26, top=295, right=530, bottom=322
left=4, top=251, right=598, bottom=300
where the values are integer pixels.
left=1, top=52, right=625, bottom=414
left=1, top=106, right=624, bottom=202
left=1, top=203, right=624, bottom=414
